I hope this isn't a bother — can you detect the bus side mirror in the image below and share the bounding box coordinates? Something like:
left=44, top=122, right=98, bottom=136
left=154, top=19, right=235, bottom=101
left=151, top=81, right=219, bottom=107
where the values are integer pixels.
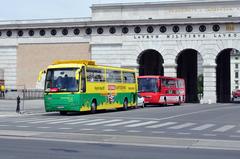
left=75, top=69, right=80, bottom=80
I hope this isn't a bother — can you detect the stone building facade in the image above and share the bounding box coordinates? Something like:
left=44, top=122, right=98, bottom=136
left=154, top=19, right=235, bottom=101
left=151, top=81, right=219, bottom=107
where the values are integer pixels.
left=0, top=0, right=240, bottom=103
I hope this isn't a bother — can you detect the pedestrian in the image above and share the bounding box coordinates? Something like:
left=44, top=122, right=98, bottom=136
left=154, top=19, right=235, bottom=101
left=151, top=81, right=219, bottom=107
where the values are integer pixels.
left=16, top=96, right=20, bottom=113
left=0, top=85, right=5, bottom=98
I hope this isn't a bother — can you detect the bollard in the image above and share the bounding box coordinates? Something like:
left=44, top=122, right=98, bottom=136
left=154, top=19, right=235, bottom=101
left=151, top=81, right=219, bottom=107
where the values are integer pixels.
left=16, top=96, right=20, bottom=113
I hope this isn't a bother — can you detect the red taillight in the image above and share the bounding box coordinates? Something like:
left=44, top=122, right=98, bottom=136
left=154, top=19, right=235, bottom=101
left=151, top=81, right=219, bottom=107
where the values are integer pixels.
left=50, top=88, right=59, bottom=92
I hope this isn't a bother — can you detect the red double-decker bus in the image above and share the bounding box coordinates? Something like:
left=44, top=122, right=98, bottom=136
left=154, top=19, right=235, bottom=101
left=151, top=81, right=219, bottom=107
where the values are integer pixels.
left=138, top=76, right=185, bottom=105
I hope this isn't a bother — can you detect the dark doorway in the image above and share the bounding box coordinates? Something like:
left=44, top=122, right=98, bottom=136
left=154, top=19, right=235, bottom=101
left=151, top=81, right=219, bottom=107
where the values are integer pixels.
left=138, top=49, right=164, bottom=76
left=177, top=49, right=201, bottom=103
left=216, top=49, right=231, bottom=103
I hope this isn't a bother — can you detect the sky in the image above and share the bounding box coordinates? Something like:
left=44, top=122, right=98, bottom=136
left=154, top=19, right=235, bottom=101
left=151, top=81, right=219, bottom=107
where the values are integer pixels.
left=0, top=0, right=173, bottom=21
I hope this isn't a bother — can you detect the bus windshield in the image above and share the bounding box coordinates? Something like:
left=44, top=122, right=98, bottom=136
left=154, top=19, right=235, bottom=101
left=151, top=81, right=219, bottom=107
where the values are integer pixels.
left=138, top=78, right=158, bottom=92
left=45, top=68, right=79, bottom=92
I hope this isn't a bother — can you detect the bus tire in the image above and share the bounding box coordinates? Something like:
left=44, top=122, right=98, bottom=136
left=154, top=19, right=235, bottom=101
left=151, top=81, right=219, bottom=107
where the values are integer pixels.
left=91, top=101, right=97, bottom=114
left=123, top=98, right=128, bottom=111
left=164, top=97, right=167, bottom=106
left=60, top=111, right=67, bottom=115
left=175, top=97, right=181, bottom=105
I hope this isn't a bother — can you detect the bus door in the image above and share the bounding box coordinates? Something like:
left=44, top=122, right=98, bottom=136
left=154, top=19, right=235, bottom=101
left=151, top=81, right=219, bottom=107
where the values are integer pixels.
left=80, top=66, right=86, bottom=93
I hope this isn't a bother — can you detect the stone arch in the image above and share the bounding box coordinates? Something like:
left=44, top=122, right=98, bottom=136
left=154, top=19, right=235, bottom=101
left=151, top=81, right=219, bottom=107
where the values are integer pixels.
left=176, top=48, right=203, bottom=103
left=137, top=49, right=164, bottom=76
left=216, top=48, right=240, bottom=103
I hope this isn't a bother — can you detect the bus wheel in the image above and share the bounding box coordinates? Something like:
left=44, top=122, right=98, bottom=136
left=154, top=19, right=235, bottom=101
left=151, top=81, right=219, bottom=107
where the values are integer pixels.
left=60, top=111, right=67, bottom=115
left=123, top=98, right=128, bottom=110
left=164, top=97, right=167, bottom=106
left=175, top=97, right=181, bottom=106
left=91, top=101, right=97, bottom=114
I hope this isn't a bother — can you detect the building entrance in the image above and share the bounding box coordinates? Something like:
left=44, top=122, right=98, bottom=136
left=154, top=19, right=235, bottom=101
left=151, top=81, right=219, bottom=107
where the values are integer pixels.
left=216, top=48, right=235, bottom=103
left=177, top=49, right=202, bottom=103
left=138, top=49, right=164, bottom=76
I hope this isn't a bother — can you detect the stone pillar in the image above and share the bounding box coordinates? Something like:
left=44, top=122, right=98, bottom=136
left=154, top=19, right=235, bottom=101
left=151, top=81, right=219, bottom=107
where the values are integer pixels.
left=202, top=64, right=217, bottom=104
left=163, top=64, right=177, bottom=77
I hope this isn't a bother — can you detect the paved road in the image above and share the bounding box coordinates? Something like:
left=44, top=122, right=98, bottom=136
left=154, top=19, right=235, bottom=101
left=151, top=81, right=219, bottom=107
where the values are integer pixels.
left=0, top=101, right=240, bottom=158
left=0, top=138, right=239, bottom=159
left=1, top=103, right=240, bottom=140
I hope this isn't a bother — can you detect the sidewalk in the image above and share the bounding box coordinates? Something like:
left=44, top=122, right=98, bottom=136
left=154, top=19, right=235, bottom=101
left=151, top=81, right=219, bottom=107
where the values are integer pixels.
left=0, top=99, right=45, bottom=116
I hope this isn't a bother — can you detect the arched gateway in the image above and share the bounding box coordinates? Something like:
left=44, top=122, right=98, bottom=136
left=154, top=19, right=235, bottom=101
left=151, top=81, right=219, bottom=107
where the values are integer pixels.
left=137, top=49, right=164, bottom=76
left=0, top=0, right=240, bottom=103
left=176, top=49, right=203, bottom=103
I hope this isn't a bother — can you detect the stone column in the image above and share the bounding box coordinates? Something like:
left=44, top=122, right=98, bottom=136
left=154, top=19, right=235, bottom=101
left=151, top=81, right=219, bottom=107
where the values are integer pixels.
left=202, top=64, right=217, bottom=104
left=163, top=64, right=177, bottom=77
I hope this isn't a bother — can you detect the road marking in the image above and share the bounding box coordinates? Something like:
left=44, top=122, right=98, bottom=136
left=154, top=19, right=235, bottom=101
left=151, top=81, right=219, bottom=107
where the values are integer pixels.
left=203, top=134, right=217, bottom=137
left=36, top=127, right=50, bottom=129
left=48, top=118, right=86, bottom=124
left=58, top=127, right=72, bottom=130
left=0, top=125, right=9, bottom=127
left=105, top=120, right=140, bottom=126
left=146, top=122, right=177, bottom=128
left=191, top=124, right=215, bottom=131
left=14, top=118, right=54, bottom=123
left=230, top=135, right=240, bottom=138
left=125, top=121, right=159, bottom=128
left=16, top=126, right=29, bottom=128
left=66, top=119, right=105, bottom=125
left=127, top=130, right=141, bottom=133
left=29, top=118, right=72, bottom=124
left=85, top=119, right=122, bottom=126
left=98, top=105, right=240, bottom=121
left=177, top=132, right=191, bottom=135
left=152, top=131, right=166, bottom=134
left=169, top=123, right=196, bottom=130
left=80, top=128, right=94, bottom=131
left=102, top=129, right=117, bottom=132
left=213, top=125, right=235, bottom=132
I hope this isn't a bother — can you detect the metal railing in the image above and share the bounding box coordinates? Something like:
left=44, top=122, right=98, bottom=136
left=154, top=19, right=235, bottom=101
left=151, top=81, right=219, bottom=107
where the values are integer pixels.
left=0, top=89, right=44, bottom=100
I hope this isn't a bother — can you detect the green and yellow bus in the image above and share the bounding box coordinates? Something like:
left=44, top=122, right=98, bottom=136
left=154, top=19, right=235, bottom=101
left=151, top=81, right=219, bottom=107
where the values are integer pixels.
left=44, top=60, right=137, bottom=115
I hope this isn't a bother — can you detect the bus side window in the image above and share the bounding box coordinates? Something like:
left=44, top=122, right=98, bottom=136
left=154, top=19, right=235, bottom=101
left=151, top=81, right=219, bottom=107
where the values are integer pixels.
left=81, top=66, right=86, bottom=93
left=159, top=79, right=162, bottom=92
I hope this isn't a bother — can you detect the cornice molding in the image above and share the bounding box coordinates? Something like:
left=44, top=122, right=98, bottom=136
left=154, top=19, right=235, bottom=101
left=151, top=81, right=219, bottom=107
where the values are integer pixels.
left=92, top=0, right=240, bottom=10
left=0, top=17, right=239, bottom=29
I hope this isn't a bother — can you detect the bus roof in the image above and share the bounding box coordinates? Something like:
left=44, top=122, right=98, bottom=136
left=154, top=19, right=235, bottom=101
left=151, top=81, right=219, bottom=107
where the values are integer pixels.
left=48, top=60, right=135, bottom=72
left=138, top=75, right=184, bottom=80
left=53, top=60, right=96, bottom=65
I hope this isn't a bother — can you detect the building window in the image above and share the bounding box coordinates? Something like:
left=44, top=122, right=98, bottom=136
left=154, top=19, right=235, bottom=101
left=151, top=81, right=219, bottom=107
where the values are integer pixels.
left=73, top=28, right=80, bottom=35
left=235, top=80, right=239, bottom=84
left=199, top=25, right=206, bottom=32
left=213, top=24, right=220, bottom=32
left=97, top=27, right=104, bottom=34
left=236, top=57, right=239, bottom=60
left=109, top=27, right=116, bottom=34
left=186, top=25, right=193, bottom=32
left=6, top=30, right=12, bottom=37
left=160, top=26, right=167, bottom=33
left=62, top=28, right=68, bottom=35
left=122, top=27, right=129, bottom=34
left=85, top=28, right=92, bottom=35
left=51, top=29, right=57, bottom=36
left=236, top=86, right=239, bottom=89
left=235, top=72, right=239, bottom=78
left=39, top=29, right=45, bottom=36
left=18, top=30, right=24, bottom=37
left=172, top=25, right=179, bottom=33
left=134, top=26, right=141, bottom=34
left=236, top=64, right=239, bottom=69
left=28, top=30, right=34, bottom=36
left=147, top=26, right=154, bottom=33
